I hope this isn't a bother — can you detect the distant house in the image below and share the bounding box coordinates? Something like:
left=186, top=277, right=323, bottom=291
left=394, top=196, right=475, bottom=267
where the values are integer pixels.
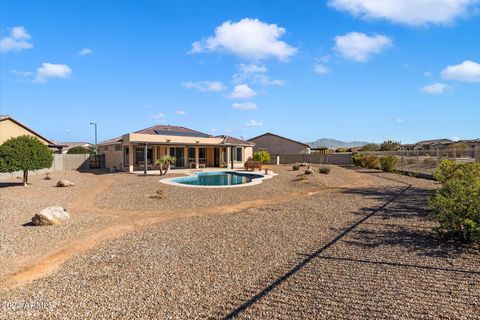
left=98, top=124, right=254, bottom=171
left=460, top=139, right=480, bottom=149
left=0, top=115, right=65, bottom=152
left=61, top=142, right=93, bottom=154
left=402, top=139, right=453, bottom=151
left=248, top=132, right=310, bottom=155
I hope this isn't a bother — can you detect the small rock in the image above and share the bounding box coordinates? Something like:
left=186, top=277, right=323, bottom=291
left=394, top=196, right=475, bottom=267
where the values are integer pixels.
left=32, top=207, right=70, bottom=226
left=57, top=179, right=75, bottom=187
left=305, top=168, right=316, bottom=175
left=300, top=162, right=308, bottom=167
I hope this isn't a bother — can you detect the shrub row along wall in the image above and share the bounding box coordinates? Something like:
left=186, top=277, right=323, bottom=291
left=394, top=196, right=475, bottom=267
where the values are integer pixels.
left=0, top=154, right=91, bottom=180
left=268, top=153, right=353, bottom=166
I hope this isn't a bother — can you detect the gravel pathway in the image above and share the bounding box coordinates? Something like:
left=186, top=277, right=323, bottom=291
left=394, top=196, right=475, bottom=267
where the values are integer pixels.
left=0, top=167, right=478, bottom=319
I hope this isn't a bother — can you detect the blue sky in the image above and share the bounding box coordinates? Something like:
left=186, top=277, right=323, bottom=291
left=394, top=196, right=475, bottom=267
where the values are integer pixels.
left=1, top=0, right=479, bottom=144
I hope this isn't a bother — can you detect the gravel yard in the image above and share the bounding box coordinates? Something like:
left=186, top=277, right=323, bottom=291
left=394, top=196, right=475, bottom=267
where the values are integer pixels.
left=0, top=166, right=478, bottom=319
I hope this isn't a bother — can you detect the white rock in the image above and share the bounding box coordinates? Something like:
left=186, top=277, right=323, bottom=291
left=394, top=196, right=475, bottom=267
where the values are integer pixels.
left=57, top=179, right=75, bottom=187
left=32, top=207, right=70, bottom=226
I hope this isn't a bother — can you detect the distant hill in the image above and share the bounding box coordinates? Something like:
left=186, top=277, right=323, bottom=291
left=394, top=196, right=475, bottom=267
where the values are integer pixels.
left=307, top=138, right=369, bottom=149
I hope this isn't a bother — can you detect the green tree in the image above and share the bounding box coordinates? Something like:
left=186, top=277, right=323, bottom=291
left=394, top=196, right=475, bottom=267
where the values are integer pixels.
left=252, top=150, right=271, bottom=164
left=429, top=160, right=480, bottom=243
left=380, top=140, right=401, bottom=151
left=155, top=155, right=177, bottom=176
left=361, top=143, right=380, bottom=151
left=67, top=146, right=91, bottom=154
left=0, top=135, right=53, bottom=186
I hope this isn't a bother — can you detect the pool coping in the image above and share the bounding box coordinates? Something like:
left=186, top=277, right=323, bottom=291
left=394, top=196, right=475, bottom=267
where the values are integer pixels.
left=159, top=170, right=277, bottom=188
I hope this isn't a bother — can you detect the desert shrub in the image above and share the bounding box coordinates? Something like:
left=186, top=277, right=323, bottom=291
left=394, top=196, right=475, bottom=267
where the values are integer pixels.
left=429, top=160, right=480, bottom=243
left=361, top=143, right=380, bottom=152
left=336, top=147, right=348, bottom=153
left=0, top=135, right=53, bottom=186
left=380, top=140, right=401, bottom=151
left=67, top=146, right=91, bottom=154
left=292, top=164, right=300, bottom=171
left=405, top=157, right=417, bottom=165
left=252, top=150, right=271, bottom=164
left=380, top=156, right=398, bottom=172
left=319, top=167, right=331, bottom=174
left=423, top=158, right=438, bottom=166
left=352, top=154, right=364, bottom=167
left=362, top=156, right=380, bottom=169
left=44, top=173, right=52, bottom=180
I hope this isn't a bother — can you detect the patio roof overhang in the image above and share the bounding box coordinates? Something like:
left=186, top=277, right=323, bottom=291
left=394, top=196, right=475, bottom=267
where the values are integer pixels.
left=122, top=133, right=252, bottom=147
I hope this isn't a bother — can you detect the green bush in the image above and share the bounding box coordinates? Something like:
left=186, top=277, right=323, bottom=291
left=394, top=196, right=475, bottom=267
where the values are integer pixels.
left=352, top=154, right=364, bottom=166
left=319, top=167, right=331, bottom=174
left=363, top=156, right=380, bottom=169
left=429, top=160, right=480, bottom=243
left=0, top=135, right=53, bottom=186
left=292, top=164, right=300, bottom=171
left=252, top=150, right=271, bottom=164
left=380, top=156, right=398, bottom=172
left=67, top=146, right=91, bottom=154
left=405, top=157, right=417, bottom=165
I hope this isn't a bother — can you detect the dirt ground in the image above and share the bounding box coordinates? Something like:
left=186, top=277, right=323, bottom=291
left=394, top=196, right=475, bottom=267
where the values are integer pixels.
left=0, top=165, right=478, bottom=319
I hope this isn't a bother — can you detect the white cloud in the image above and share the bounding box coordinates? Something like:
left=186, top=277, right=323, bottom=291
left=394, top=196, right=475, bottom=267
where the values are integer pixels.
left=182, top=81, right=225, bottom=92
left=190, top=18, right=297, bottom=61
left=233, top=63, right=284, bottom=85
left=245, top=120, right=263, bottom=127
left=441, top=60, right=480, bottom=82
left=176, top=110, right=186, bottom=115
left=230, top=84, right=257, bottom=99
left=422, top=82, right=450, bottom=94
left=328, top=0, right=479, bottom=26
left=232, top=102, right=257, bottom=110
left=78, top=48, right=94, bottom=56
left=395, top=118, right=406, bottom=124
left=10, top=69, right=33, bottom=77
left=0, top=26, right=33, bottom=53
left=424, top=71, right=432, bottom=77
left=151, top=113, right=165, bottom=119
left=314, top=64, right=331, bottom=74
left=34, top=63, right=72, bottom=83
left=334, top=32, right=393, bottom=62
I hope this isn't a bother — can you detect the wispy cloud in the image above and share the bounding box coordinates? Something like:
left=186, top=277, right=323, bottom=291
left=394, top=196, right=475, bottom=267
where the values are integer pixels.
left=334, top=32, right=392, bottom=62
left=78, top=48, right=94, bottom=56
left=422, top=83, right=450, bottom=94
left=314, top=64, right=331, bottom=74
left=0, top=26, right=33, bottom=53
left=176, top=110, right=186, bottom=115
left=245, top=120, right=263, bottom=127
left=232, top=102, right=257, bottom=110
left=182, top=81, right=225, bottom=92
left=34, top=63, right=72, bottom=83
left=151, top=112, right=166, bottom=119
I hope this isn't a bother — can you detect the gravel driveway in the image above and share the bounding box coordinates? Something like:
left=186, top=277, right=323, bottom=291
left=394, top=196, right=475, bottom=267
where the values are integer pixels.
left=0, top=167, right=478, bottom=319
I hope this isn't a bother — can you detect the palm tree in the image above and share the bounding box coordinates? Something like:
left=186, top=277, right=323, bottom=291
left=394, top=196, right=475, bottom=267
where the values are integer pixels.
left=155, top=156, right=177, bottom=176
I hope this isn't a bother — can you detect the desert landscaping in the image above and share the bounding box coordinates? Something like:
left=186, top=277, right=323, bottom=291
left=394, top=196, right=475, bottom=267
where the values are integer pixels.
left=1, top=165, right=478, bottom=319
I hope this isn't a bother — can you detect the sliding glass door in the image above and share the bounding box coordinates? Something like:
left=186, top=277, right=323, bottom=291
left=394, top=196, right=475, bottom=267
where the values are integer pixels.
left=169, top=147, right=185, bottom=168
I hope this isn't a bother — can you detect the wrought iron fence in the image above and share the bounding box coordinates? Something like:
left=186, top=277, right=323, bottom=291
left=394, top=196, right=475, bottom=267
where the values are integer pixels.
left=359, top=146, right=480, bottom=176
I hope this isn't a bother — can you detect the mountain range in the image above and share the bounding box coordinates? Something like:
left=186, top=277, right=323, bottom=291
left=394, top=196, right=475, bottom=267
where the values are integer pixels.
left=307, top=138, right=369, bottom=149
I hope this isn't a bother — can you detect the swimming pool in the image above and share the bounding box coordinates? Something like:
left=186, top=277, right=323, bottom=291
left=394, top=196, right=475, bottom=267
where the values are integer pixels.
left=171, top=171, right=263, bottom=186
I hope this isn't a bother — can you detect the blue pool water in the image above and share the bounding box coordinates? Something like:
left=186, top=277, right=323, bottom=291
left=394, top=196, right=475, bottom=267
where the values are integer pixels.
left=173, top=171, right=263, bottom=186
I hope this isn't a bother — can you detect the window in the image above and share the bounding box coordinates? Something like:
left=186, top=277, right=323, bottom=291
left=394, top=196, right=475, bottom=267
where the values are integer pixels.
left=188, top=147, right=196, bottom=163
left=104, top=146, right=109, bottom=151
left=234, top=147, right=243, bottom=162
left=124, top=147, right=129, bottom=166
left=199, top=147, right=206, bottom=163
left=115, top=144, right=121, bottom=151
left=135, top=147, right=153, bottom=164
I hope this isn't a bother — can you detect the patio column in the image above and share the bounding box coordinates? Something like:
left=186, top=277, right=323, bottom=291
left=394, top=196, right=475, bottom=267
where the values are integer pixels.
left=128, top=143, right=134, bottom=172
left=144, top=143, right=148, bottom=175
left=184, top=146, right=188, bottom=168
left=230, top=146, right=234, bottom=169
left=195, top=146, right=199, bottom=169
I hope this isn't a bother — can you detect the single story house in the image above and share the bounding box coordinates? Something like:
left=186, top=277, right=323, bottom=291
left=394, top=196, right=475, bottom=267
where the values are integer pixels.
left=402, top=139, right=453, bottom=151
left=0, top=115, right=65, bottom=152
left=60, top=142, right=93, bottom=154
left=98, top=124, right=254, bottom=172
left=248, top=132, right=310, bottom=155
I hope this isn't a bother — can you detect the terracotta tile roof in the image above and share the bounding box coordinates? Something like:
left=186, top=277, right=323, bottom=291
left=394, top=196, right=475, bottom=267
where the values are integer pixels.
left=98, top=136, right=123, bottom=146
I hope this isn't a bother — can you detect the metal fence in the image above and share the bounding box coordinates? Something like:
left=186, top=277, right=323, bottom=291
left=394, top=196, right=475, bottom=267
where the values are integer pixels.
left=267, top=153, right=353, bottom=166
left=359, top=147, right=480, bottom=176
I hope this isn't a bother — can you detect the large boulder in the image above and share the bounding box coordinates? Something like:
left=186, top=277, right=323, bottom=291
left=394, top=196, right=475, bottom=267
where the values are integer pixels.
left=57, top=179, right=75, bottom=187
left=32, top=207, right=70, bottom=226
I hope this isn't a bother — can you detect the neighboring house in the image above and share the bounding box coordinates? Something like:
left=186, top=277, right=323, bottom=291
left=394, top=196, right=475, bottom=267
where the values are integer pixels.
left=413, top=139, right=452, bottom=150
left=248, top=132, right=310, bottom=155
left=61, top=142, right=93, bottom=154
left=460, top=139, right=480, bottom=149
left=0, top=115, right=65, bottom=152
left=98, top=124, right=254, bottom=172
left=310, top=147, right=330, bottom=154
